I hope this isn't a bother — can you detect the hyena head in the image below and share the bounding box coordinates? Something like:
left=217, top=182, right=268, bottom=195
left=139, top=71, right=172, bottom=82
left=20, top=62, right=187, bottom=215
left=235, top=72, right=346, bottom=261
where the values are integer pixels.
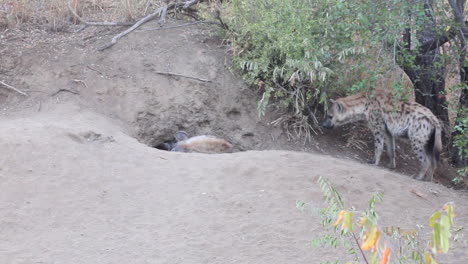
left=322, top=99, right=366, bottom=129
left=170, top=131, right=189, bottom=152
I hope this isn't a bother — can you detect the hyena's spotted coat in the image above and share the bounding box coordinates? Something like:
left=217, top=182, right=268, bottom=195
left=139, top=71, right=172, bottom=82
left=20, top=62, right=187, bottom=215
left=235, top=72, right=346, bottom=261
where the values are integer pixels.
left=322, top=89, right=442, bottom=181
left=166, top=131, right=233, bottom=154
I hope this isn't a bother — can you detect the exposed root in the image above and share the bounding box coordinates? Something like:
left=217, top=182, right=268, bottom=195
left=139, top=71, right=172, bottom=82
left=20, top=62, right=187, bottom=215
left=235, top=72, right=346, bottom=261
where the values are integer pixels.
left=343, top=130, right=368, bottom=152
left=271, top=114, right=316, bottom=144
left=0, top=80, right=28, bottom=96
left=137, top=21, right=221, bottom=32
left=154, top=71, right=213, bottom=83
left=51, top=88, right=80, bottom=97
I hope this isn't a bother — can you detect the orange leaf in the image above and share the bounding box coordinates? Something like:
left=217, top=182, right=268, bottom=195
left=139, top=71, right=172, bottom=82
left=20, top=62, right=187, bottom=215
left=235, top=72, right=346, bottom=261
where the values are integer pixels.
left=380, top=247, right=391, bottom=264
left=359, top=216, right=368, bottom=227
left=361, top=226, right=381, bottom=251
left=332, top=210, right=345, bottom=227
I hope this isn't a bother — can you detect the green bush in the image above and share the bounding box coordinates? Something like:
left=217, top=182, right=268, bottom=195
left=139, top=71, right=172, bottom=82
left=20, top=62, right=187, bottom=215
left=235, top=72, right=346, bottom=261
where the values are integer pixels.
left=225, top=0, right=408, bottom=136
left=452, top=106, right=468, bottom=183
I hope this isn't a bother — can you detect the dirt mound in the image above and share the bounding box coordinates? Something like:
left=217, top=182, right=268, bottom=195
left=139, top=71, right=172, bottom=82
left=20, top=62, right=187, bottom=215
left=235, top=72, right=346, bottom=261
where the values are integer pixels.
left=0, top=19, right=467, bottom=263
left=0, top=19, right=288, bottom=152
left=1, top=107, right=467, bottom=263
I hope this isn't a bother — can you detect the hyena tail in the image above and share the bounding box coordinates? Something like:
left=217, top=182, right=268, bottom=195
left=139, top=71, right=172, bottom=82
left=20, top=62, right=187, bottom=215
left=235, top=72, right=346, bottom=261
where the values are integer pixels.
left=426, top=125, right=442, bottom=169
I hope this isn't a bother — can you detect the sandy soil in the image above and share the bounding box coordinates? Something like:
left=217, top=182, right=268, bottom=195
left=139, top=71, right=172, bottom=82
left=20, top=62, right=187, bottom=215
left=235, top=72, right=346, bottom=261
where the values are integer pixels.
left=0, top=19, right=467, bottom=263
left=1, top=105, right=467, bottom=264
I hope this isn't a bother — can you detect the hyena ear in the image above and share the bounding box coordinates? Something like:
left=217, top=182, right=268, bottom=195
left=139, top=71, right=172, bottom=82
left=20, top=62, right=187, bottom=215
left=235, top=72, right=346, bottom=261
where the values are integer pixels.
left=335, top=102, right=344, bottom=112
left=175, top=131, right=188, bottom=142
left=330, top=99, right=336, bottom=104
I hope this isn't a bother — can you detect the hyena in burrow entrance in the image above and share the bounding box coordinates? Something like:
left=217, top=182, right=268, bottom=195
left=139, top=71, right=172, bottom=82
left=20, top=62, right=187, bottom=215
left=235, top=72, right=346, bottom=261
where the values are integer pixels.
left=322, top=89, right=442, bottom=181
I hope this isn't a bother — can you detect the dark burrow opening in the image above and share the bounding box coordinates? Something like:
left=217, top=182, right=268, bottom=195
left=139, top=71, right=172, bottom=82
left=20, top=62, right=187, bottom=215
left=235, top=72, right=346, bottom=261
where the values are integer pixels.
left=154, top=139, right=177, bottom=151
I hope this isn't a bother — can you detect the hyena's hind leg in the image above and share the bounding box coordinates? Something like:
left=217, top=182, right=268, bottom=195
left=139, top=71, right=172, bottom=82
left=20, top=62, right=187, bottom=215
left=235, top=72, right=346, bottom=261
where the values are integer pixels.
left=410, top=135, right=432, bottom=181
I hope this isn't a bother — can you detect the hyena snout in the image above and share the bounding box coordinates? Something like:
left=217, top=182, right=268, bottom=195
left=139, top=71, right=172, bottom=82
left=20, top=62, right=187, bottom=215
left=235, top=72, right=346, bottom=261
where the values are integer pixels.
left=322, top=118, right=334, bottom=129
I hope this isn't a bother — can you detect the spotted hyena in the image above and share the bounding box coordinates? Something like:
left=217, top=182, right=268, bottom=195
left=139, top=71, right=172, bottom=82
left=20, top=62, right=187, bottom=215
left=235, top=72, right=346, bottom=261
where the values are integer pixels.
left=322, top=89, right=442, bottom=181
left=165, top=131, right=233, bottom=154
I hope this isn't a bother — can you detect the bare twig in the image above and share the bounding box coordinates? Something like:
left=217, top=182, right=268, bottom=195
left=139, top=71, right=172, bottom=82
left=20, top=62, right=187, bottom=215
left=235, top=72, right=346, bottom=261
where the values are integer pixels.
left=410, top=189, right=429, bottom=201
left=73, top=79, right=89, bottom=89
left=144, top=0, right=152, bottom=15
left=137, top=21, right=221, bottom=32
left=352, top=232, right=369, bottom=264
left=98, top=4, right=176, bottom=51
left=214, top=9, right=229, bottom=30
left=86, top=65, right=104, bottom=75
left=98, top=0, right=204, bottom=51
left=183, top=0, right=201, bottom=8
left=0, top=80, right=28, bottom=96
left=154, top=71, right=212, bottom=83
left=158, top=5, right=169, bottom=26
left=51, top=88, right=80, bottom=97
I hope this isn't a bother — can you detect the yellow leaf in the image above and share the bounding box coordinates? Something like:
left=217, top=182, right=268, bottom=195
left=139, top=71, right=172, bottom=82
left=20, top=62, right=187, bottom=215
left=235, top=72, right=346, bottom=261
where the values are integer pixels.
left=332, top=210, right=345, bottom=227
left=362, top=226, right=380, bottom=251
left=425, top=253, right=438, bottom=264
left=359, top=217, right=368, bottom=227
left=362, top=231, right=368, bottom=242
left=430, top=222, right=441, bottom=253
left=442, top=203, right=456, bottom=224
left=429, top=212, right=441, bottom=228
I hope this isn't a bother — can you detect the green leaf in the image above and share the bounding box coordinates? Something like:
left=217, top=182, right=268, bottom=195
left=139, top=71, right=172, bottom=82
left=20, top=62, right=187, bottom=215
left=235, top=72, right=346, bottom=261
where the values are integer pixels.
left=429, top=211, right=441, bottom=228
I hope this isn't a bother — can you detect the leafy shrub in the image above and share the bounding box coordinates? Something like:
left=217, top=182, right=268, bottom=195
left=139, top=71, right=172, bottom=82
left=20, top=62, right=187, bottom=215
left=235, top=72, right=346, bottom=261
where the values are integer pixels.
left=452, top=106, right=468, bottom=183
left=225, top=0, right=409, bottom=136
left=307, top=177, right=461, bottom=264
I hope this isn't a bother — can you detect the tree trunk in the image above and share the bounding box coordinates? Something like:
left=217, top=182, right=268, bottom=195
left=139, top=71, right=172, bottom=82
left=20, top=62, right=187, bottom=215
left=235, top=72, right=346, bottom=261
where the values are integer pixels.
left=398, top=0, right=450, bottom=142
left=449, top=66, right=468, bottom=168
left=448, top=0, right=468, bottom=168
left=401, top=49, right=450, bottom=145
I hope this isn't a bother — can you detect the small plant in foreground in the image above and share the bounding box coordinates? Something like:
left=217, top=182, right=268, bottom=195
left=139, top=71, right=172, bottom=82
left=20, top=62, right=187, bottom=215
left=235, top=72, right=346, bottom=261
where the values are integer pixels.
left=310, top=177, right=459, bottom=264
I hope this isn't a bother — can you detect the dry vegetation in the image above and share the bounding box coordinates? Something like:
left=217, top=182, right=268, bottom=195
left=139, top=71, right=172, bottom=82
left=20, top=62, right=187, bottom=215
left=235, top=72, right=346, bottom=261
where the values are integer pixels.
left=0, top=0, right=167, bottom=31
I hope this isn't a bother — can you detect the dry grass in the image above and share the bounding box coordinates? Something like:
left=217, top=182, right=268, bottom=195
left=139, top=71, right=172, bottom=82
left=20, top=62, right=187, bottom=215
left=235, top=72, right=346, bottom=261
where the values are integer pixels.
left=0, top=0, right=165, bottom=31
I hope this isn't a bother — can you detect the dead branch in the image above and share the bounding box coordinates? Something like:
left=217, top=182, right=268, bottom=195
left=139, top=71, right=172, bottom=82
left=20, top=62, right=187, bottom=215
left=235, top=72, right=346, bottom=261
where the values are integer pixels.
left=158, top=5, right=169, bottom=26
left=410, top=189, right=429, bottom=200
left=86, top=65, right=104, bottom=75
left=183, top=0, right=202, bottom=8
left=137, top=21, right=221, bottom=32
left=178, top=8, right=201, bottom=21
left=73, top=79, right=89, bottom=89
left=213, top=9, right=229, bottom=30
left=154, top=71, right=213, bottom=83
left=51, top=88, right=80, bottom=97
left=97, top=4, right=174, bottom=51
left=98, top=0, right=205, bottom=51
left=0, top=80, right=28, bottom=96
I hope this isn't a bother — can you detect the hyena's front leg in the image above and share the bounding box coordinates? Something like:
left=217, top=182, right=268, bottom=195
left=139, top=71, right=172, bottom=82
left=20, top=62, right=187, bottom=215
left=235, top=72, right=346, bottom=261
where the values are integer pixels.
left=384, top=131, right=396, bottom=169
left=367, top=114, right=385, bottom=166
left=370, top=129, right=385, bottom=166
